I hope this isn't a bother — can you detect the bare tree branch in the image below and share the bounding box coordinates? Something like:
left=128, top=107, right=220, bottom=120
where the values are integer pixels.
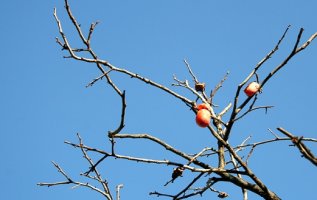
left=116, top=184, right=124, bottom=200
left=184, top=59, right=199, bottom=84
left=41, top=1, right=317, bottom=200
left=76, top=133, right=112, bottom=197
left=277, top=127, right=317, bottom=166
left=210, top=71, right=230, bottom=101
left=37, top=161, right=112, bottom=199
left=234, top=105, right=274, bottom=122
left=225, top=26, right=317, bottom=142
left=54, top=3, right=194, bottom=109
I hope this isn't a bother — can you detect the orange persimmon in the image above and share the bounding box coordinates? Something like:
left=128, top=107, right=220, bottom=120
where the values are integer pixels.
left=196, top=109, right=211, bottom=128
left=244, top=82, right=260, bottom=97
left=196, top=103, right=211, bottom=111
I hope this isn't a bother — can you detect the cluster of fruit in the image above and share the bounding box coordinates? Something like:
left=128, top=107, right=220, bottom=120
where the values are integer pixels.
left=195, top=82, right=260, bottom=128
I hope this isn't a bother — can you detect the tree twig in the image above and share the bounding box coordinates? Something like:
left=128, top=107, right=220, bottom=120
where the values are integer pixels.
left=277, top=127, right=317, bottom=166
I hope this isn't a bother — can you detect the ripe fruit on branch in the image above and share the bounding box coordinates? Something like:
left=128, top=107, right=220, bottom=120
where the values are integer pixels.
left=244, top=82, right=260, bottom=97
left=196, top=109, right=211, bottom=128
left=196, top=103, right=211, bottom=111
left=195, top=103, right=211, bottom=128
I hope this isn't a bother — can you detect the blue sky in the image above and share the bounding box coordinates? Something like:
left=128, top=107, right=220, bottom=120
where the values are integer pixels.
left=1, top=0, right=316, bottom=200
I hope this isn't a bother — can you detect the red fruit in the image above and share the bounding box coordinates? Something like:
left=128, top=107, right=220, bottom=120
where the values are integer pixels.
left=196, top=103, right=211, bottom=111
left=244, top=82, right=260, bottom=97
left=196, top=109, right=211, bottom=128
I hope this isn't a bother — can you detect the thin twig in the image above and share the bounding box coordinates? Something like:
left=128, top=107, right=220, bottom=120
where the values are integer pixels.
left=184, top=59, right=199, bottom=83
left=37, top=161, right=111, bottom=199
left=234, top=105, right=274, bottom=122
left=86, top=69, right=113, bottom=88
left=87, top=21, right=100, bottom=45
left=116, top=184, right=124, bottom=200
left=210, top=71, right=230, bottom=100
left=77, top=133, right=113, bottom=199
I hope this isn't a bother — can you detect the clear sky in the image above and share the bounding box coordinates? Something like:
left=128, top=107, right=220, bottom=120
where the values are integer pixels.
left=0, top=0, right=316, bottom=200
